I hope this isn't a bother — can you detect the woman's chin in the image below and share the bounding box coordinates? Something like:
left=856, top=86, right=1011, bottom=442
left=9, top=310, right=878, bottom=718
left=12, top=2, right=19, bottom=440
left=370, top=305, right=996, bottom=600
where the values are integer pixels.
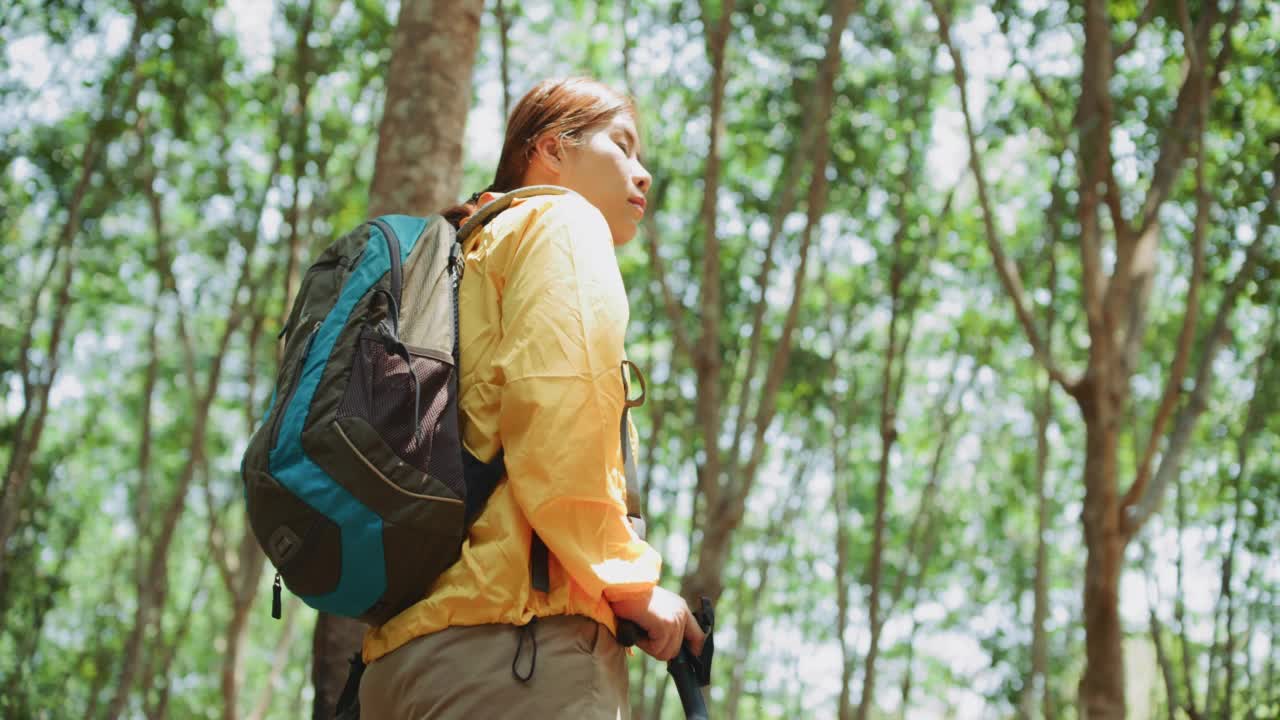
left=611, top=224, right=639, bottom=247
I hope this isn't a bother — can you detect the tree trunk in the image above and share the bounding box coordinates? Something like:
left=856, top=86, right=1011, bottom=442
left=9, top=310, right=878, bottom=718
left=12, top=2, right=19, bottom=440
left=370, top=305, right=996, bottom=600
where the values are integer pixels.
left=366, top=0, right=485, bottom=217
left=1144, top=551, right=1179, bottom=720
left=220, top=559, right=264, bottom=720
left=1173, top=473, right=1200, bottom=720
left=1022, top=222, right=1059, bottom=720
left=855, top=146, right=922, bottom=720
left=81, top=554, right=128, bottom=719
left=247, top=597, right=303, bottom=720
left=1210, top=322, right=1274, bottom=720
left=724, top=464, right=807, bottom=720
left=311, top=613, right=366, bottom=720
left=106, top=316, right=249, bottom=720
left=494, top=0, right=513, bottom=120
left=688, top=0, right=735, bottom=532
left=221, top=1, right=317, bottom=711
left=1076, top=379, right=1127, bottom=720
left=1, top=492, right=86, bottom=713
left=898, top=614, right=921, bottom=720
left=142, top=560, right=210, bottom=720
left=0, top=13, right=145, bottom=580
left=106, top=120, right=271, bottom=717
left=834, top=429, right=855, bottom=720
left=684, top=0, right=857, bottom=608
left=645, top=673, right=670, bottom=720
left=930, top=0, right=1240, bottom=715
left=310, top=2, right=486, bottom=716
left=1023, top=371, right=1054, bottom=720
left=853, top=329, right=898, bottom=720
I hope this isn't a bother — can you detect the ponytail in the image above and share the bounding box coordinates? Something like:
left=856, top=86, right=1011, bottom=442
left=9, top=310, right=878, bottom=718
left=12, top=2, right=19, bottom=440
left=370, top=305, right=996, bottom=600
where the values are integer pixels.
left=440, top=188, right=492, bottom=229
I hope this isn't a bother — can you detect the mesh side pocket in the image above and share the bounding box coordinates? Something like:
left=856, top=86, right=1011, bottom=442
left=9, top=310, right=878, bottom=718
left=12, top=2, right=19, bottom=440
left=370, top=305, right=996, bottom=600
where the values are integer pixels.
left=338, top=328, right=465, bottom=498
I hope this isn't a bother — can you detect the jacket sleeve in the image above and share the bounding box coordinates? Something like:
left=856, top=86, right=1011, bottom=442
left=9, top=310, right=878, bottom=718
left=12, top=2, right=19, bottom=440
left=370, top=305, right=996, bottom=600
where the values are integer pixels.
left=494, top=197, right=662, bottom=602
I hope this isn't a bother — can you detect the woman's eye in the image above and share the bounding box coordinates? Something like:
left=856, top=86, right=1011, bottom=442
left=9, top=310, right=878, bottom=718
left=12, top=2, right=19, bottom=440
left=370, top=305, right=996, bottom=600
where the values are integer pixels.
left=616, top=139, right=630, bottom=155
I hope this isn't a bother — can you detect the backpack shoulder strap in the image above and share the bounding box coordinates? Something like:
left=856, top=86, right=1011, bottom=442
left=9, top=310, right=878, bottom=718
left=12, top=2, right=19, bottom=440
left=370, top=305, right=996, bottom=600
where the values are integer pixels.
left=456, top=185, right=571, bottom=246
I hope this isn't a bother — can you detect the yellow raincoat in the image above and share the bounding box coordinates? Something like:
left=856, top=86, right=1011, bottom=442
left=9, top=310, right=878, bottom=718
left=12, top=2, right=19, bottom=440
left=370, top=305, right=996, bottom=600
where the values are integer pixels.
left=363, top=191, right=662, bottom=663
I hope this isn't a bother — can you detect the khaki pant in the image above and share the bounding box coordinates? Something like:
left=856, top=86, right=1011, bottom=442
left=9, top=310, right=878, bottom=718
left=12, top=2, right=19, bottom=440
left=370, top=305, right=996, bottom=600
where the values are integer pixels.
left=359, top=615, right=630, bottom=719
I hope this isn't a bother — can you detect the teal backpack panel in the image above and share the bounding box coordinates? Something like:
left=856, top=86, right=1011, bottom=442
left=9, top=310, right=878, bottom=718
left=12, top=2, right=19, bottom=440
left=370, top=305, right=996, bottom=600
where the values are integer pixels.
left=267, top=216, right=426, bottom=617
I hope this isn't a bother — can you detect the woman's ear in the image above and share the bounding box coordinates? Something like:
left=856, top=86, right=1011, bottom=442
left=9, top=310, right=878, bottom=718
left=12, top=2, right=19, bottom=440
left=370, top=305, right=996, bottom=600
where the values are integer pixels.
left=530, top=133, right=565, bottom=173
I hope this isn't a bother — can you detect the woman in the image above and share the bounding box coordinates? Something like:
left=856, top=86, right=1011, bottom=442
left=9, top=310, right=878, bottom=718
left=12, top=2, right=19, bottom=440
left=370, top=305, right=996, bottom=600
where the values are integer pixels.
left=359, top=77, right=705, bottom=718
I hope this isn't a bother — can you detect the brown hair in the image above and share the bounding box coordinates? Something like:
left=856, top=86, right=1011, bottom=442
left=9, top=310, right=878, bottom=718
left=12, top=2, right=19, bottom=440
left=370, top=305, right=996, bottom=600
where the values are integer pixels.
left=441, top=77, right=637, bottom=228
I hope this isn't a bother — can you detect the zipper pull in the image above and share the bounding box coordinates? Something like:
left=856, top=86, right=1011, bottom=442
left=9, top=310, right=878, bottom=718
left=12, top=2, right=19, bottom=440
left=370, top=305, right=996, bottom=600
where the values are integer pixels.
left=272, top=572, right=283, bottom=620
left=449, top=241, right=462, bottom=278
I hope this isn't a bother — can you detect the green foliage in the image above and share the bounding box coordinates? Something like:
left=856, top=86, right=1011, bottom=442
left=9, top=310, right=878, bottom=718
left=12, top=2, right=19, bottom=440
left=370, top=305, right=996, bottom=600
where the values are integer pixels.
left=1, top=0, right=1277, bottom=717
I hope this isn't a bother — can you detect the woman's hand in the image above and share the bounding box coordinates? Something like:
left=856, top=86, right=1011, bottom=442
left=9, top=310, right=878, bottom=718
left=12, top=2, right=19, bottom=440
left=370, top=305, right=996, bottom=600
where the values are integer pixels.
left=610, top=587, right=707, bottom=662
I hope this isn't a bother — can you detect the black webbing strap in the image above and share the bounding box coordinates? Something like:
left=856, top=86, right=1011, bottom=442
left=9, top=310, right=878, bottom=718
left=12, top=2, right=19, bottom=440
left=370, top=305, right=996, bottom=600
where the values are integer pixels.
left=463, top=445, right=548, bottom=593
left=369, top=219, right=404, bottom=317
left=462, top=448, right=505, bottom=523
left=530, top=532, right=551, bottom=593
left=333, top=652, right=365, bottom=720
left=620, top=360, right=647, bottom=539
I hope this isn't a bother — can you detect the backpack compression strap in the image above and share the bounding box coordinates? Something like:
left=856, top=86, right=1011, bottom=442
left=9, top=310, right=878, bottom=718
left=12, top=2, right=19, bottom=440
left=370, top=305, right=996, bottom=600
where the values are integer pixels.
left=528, top=362, right=646, bottom=594
left=620, top=361, right=647, bottom=537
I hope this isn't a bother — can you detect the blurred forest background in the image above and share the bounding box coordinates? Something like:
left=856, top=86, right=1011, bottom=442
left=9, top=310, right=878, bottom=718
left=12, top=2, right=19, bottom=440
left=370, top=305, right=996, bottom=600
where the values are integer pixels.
left=1, top=0, right=1278, bottom=718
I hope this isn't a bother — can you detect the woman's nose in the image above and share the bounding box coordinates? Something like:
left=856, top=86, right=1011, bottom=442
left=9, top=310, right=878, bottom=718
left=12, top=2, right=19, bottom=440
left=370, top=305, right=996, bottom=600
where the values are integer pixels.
left=634, top=164, right=652, bottom=193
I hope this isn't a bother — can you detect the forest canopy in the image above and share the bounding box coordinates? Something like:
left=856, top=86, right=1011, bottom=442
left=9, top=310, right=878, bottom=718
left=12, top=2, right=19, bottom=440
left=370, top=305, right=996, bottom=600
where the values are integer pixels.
left=1, top=0, right=1277, bottom=718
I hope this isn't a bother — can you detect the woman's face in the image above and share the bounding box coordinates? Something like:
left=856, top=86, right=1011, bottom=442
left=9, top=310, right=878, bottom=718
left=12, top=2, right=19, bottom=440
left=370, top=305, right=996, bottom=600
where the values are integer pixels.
left=551, top=113, right=652, bottom=246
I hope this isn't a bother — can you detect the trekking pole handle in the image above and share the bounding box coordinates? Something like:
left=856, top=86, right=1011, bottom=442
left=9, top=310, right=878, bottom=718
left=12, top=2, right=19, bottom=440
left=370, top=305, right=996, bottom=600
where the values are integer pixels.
left=614, top=597, right=714, bottom=652
left=669, top=651, right=710, bottom=720
left=616, top=619, right=645, bottom=647
left=616, top=621, right=709, bottom=720
left=614, top=599, right=715, bottom=720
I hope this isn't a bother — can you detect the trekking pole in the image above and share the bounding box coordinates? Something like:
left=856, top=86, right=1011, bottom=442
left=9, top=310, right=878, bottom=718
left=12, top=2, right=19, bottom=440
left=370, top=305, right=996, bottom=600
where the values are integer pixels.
left=618, top=597, right=715, bottom=720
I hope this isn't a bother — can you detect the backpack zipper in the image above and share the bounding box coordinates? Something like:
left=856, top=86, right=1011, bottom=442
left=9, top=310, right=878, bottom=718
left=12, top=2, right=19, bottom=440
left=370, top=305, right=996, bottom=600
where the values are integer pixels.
left=450, top=240, right=462, bottom=365
left=268, top=320, right=322, bottom=447
left=276, top=257, right=349, bottom=341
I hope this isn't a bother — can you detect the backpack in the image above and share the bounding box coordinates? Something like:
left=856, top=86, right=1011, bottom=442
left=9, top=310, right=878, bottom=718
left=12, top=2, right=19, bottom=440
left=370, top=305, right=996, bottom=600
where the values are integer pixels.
left=241, top=186, right=567, bottom=625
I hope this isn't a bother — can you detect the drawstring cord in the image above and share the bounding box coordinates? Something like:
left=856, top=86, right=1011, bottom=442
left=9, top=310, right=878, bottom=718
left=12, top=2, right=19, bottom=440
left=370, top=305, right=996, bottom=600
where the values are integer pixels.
left=512, top=617, right=539, bottom=683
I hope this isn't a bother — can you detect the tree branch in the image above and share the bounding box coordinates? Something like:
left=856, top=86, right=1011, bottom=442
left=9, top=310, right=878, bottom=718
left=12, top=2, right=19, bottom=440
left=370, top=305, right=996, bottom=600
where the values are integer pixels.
left=1121, top=95, right=1208, bottom=524
left=620, top=0, right=634, bottom=93
left=1131, top=0, right=1226, bottom=242
left=993, top=12, right=1070, bottom=148
left=727, top=90, right=814, bottom=473
left=246, top=597, right=303, bottom=720
left=642, top=179, right=695, bottom=363
left=733, top=0, right=859, bottom=518
left=1115, top=0, right=1159, bottom=58
left=1123, top=168, right=1280, bottom=534
left=140, top=136, right=198, bottom=391
left=691, top=0, right=736, bottom=510
left=1142, top=543, right=1181, bottom=720
left=884, top=348, right=971, bottom=623
left=931, top=0, right=1077, bottom=391
left=201, top=458, right=237, bottom=594
left=727, top=0, right=858, bottom=481
left=495, top=0, right=513, bottom=120
left=0, top=12, right=148, bottom=580
left=1073, top=0, right=1118, bottom=350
